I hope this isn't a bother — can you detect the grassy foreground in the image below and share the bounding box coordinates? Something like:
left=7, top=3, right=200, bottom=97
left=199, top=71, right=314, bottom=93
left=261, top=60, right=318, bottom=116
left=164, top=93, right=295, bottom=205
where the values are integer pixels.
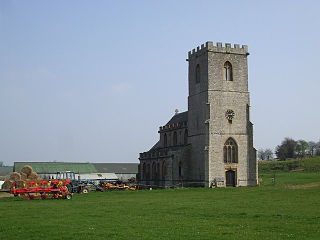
left=1, top=160, right=320, bottom=240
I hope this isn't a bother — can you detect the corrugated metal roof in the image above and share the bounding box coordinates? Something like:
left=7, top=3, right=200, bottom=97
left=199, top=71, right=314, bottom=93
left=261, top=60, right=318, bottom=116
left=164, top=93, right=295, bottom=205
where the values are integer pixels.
left=14, top=162, right=97, bottom=174
left=0, top=167, right=13, bottom=176
left=78, top=173, right=118, bottom=180
left=93, top=163, right=138, bottom=173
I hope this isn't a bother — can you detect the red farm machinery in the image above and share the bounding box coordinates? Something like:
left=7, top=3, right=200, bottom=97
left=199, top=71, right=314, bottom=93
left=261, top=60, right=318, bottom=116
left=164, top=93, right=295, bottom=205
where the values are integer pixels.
left=10, top=180, right=73, bottom=200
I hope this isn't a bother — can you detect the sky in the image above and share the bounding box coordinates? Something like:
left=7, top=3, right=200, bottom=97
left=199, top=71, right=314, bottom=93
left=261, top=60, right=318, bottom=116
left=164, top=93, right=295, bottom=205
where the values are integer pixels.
left=0, top=0, right=319, bottom=165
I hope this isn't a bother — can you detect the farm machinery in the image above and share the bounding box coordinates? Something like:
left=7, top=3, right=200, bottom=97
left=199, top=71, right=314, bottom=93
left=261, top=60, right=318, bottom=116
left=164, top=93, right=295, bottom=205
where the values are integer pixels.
left=10, top=180, right=73, bottom=200
left=55, top=171, right=90, bottom=194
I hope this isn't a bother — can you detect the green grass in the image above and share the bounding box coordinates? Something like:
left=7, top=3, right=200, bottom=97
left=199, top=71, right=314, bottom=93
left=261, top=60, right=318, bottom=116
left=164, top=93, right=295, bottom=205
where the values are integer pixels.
left=1, top=158, right=320, bottom=240
left=259, top=156, right=320, bottom=172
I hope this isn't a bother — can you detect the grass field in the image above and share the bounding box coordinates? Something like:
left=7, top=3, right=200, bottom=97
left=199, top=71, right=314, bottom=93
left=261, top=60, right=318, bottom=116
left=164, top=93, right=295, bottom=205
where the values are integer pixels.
left=1, top=158, right=320, bottom=240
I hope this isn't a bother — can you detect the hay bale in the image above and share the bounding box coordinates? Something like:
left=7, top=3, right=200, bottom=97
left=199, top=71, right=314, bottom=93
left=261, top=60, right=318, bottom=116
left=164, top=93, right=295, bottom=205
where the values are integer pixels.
left=9, top=172, right=21, bottom=181
left=28, top=172, right=40, bottom=181
left=1, top=180, right=13, bottom=189
left=20, top=165, right=33, bottom=176
left=20, top=172, right=28, bottom=181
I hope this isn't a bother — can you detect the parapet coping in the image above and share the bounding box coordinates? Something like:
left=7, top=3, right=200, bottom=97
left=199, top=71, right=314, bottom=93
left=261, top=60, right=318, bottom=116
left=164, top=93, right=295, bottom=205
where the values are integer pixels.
left=188, top=41, right=248, bottom=58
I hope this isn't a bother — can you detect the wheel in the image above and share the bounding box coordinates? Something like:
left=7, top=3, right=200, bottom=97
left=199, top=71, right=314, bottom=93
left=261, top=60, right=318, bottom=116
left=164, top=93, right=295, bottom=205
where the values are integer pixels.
left=65, top=194, right=72, bottom=200
left=81, top=188, right=89, bottom=194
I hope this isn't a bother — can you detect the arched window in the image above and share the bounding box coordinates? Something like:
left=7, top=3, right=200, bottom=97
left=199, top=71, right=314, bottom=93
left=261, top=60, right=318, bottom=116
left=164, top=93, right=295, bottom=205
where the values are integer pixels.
left=224, top=61, right=233, bottom=81
left=162, top=161, right=167, bottom=180
left=142, top=163, right=146, bottom=180
left=223, top=138, right=238, bottom=163
left=173, top=131, right=177, bottom=146
left=152, top=162, right=157, bottom=180
left=164, top=133, right=167, bottom=147
left=178, top=161, right=182, bottom=178
left=147, top=164, right=151, bottom=180
left=184, top=129, right=188, bottom=145
left=195, top=64, right=200, bottom=83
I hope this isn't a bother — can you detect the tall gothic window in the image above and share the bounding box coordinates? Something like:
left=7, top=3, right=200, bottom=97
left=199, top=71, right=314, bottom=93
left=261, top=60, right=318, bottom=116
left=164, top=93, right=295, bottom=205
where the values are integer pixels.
left=152, top=162, right=157, bottom=180
left=184, top=129, right=188, bottom=145
left=142, top=163, right=146, bottom=180
left=223, top=138, right=238, bottom=163
left=162, top=161, right=167, bottom=180
left=178, top=161, right=182, bottom=177
left=164, top=133, right=167, bottom=147
left=173, top=131, right=177, bottom=146
left=195, top=64, right=200, bottom=83
left=224, top=61, right=233, bottom=81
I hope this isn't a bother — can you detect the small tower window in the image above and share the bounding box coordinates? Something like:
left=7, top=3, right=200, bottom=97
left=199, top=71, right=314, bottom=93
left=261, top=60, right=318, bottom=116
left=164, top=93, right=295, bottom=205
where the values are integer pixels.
left=223, top=138, right=238, bottom=163
left=224, top=61, right=233, bottom=81
left=195, top=64, right=200, bottom=83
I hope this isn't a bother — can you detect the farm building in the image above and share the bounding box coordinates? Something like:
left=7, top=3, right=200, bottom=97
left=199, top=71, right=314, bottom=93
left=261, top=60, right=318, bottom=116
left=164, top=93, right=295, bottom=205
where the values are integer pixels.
left=93, top=163, right=138, bottom=181
left=13, top=162, right=138, bottom=181
left=0, top=166, right=13, bottom=179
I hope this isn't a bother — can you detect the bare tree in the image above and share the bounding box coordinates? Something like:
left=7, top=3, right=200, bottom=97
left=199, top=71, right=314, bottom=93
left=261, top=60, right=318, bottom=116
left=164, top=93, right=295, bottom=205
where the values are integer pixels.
left=258, top=149, right=267, bottom=160
left=264, top=149, right=273, bottom=160
left=308, top=141, right=317, bottom=156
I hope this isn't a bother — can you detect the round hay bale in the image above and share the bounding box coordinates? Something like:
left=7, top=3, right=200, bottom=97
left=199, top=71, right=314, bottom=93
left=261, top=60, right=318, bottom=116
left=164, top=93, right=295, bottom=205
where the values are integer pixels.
left=28, top=172, right=40, bottom=181
left=15, top=180, right=25, bottom=188
left=1, top=180, right=13, bottom=189
left=20, top=172, right=28, bottom=181
left=20, top=165, right=33, bottom=176
left=9, top=172, right=21, bottom=181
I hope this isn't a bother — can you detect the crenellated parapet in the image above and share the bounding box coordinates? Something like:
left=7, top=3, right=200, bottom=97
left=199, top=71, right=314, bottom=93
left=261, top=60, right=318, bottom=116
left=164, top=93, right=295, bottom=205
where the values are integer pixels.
left=139, top=150, right=171, bottom=160
left=188, top=41, right=248, bottom=60
left=158, top=121, right=187, bottom=133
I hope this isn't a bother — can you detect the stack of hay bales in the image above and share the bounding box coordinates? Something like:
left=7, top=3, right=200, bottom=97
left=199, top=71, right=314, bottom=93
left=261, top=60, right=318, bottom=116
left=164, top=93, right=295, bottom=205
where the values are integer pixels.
left=1, top=165, right=41, bottom=189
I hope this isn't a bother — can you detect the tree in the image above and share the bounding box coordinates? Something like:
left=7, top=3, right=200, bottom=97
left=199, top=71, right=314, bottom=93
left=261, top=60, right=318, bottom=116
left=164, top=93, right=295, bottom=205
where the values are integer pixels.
left=316, top=140, right=320, bottom=156
left=258, top=149, right=267, bottom=160
left=264, top=149, right=273, bottom=160
left=296, top=140, right=309, bottom=158
left=308, top=141, right=317, bottom=156
left=275, top=138, right=297, bottom=160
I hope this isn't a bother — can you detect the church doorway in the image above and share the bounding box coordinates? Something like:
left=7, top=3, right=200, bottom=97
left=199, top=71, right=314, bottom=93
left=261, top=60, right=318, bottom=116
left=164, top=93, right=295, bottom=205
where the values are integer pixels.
left=226, top=170, right=236, bottom=187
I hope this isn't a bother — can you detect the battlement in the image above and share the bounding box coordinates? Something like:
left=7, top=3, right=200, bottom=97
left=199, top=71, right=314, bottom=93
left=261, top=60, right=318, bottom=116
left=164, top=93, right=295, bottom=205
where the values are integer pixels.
left=158, top=121, right=188, bottom=133
left=188, top=41, right=248, bottom=59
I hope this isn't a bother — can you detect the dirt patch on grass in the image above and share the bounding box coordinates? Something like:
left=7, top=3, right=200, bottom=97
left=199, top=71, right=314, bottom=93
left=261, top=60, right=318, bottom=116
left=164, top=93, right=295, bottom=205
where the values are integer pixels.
left=284, top=182, right=320, bottom=189
left=0, top=192, right=13, bottom=198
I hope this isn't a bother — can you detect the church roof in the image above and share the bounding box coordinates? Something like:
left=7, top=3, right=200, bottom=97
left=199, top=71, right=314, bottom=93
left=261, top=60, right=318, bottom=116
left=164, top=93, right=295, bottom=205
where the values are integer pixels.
left=166, top=111, right=188, bottom=125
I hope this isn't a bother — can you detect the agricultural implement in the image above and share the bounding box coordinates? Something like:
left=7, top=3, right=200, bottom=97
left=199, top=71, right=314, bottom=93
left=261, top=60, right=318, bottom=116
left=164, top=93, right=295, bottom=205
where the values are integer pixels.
left=101, top=182, right=137, bottom=191
left=10, top=180, right=73, bottom=200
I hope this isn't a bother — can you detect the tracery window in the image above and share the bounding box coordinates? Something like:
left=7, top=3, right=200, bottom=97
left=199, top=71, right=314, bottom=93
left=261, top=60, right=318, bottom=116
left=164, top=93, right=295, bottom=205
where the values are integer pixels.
left=223, top=138, right=238, bottom=163
left=195, top=64, right=200, bottom=83
left=224, top=61, right=233, bottom=81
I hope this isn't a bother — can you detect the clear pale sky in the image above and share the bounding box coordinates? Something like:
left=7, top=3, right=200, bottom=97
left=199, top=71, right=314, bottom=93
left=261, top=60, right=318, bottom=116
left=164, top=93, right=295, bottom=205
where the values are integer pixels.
left=1, top=0, right=319, bottom=165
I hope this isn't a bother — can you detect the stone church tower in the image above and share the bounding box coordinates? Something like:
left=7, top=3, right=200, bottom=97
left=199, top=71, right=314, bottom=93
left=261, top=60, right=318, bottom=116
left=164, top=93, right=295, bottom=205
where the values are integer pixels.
left=138, top=41, right=257, bottom=187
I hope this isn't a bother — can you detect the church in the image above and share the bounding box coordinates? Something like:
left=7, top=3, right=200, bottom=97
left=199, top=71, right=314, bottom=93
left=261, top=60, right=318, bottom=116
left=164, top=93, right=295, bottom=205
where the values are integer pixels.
left=138, top=41, right=257, bottom=187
